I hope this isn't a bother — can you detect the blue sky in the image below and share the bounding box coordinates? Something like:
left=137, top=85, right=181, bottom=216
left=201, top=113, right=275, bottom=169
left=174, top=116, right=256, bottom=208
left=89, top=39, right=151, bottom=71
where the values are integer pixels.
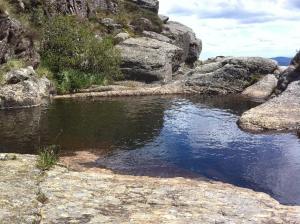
left=159, top=0, right=300, bottom=59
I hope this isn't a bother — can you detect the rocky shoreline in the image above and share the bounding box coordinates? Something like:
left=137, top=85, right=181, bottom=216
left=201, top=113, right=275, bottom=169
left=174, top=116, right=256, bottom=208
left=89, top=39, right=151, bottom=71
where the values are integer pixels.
left=1, top=153, right=300, bottom=223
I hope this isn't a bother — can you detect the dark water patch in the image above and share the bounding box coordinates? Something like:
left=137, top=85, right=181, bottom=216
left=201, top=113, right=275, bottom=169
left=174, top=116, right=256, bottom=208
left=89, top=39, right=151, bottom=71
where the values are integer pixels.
left=0, top=95, right=300, bottom=205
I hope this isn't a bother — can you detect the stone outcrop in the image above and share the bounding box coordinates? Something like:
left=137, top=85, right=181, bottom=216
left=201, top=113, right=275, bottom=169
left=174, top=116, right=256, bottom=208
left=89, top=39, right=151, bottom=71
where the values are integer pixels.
left=239, top=81, right=300, bottom=132
left=0, top=12, right=39, bottom=66
left=1, top=153, right=300, bottom=223
left=185, top=57, right=278, bottom=95
left=162, top=21, right=202, bottom=65
left=116, top=37, right=184, bottom=83
left=130, top=0, right=159, bottom=13
left=276, top=51, right=300, bottom=93
left=241, top=74, right=278, bottom=100
left=29, top=0, right=118, bottom=18
left=0, top=67, right=52, bottom=109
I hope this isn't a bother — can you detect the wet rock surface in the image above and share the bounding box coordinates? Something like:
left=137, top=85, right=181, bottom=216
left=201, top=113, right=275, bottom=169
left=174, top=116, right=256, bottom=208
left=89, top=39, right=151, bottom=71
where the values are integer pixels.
left=1, top=153, right=300, bottom=223
left=239, top=81, right=300, bottom=132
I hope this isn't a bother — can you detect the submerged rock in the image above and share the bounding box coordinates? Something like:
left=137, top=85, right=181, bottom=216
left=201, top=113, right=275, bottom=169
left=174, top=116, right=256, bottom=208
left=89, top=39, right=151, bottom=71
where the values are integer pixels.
left=185, top=57, right=278, bottom=95
left=239, top=81, right=300, bottom=132
left=117, top=37, right=183, bottom=83
left=0, top=67, right=52, bottom=109
left=241, top=74, right=278, bottom=100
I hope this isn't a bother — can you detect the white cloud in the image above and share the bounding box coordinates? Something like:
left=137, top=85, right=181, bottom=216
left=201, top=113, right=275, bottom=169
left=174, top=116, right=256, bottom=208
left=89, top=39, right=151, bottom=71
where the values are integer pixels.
left=159, top=0, right=300, bottom=59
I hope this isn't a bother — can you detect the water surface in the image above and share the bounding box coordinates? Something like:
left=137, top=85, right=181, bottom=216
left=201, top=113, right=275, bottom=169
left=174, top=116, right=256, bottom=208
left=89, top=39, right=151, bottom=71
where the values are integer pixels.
left=0, top=95, right=300, bottom=205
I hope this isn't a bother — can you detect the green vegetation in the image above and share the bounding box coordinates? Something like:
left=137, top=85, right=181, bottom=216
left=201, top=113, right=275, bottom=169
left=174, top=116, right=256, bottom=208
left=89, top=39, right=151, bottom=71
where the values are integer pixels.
left=37, top=145, right=60, bottom=171
left=40, top=16, right=121, bottom=93
left=0, top=59, right=26, bottom=85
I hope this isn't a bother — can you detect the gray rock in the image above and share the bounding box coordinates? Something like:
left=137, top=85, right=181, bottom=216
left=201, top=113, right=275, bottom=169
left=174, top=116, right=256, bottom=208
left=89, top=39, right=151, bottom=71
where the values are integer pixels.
left=159, top=14, right=169, bottom=24
left=100, top=18, right=122, bottom=33
left=241, top=74, right=278, bottom=100
left=116, top=37, right=183, bottom=83
left=114, top=32, right=130, bottom=43
left=0, top=67, right=52, bottom=109
left=186, top=57, right=278, bottom=95
left=194, top=62, right=223, bottom=74
left=42, top=0, right=118, bottom=18
left=276, top=51, right=300, bottom=93
left=142, top=31, right=172, bottom=43
left=0, top=13, right=39, bottom=67
left=129, top=0, right=159, bottom=13
left=239, top=81, right=300, bottom=132
left=162, top=21, right=202, bottom=65
left=4, top=66, right=34, bottom=84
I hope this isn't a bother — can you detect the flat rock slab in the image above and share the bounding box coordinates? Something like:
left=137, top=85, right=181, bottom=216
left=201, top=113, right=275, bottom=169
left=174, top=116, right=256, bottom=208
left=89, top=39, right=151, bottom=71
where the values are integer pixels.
left=1, top=154, right=300, bottom=223
left=0, top=154, right=41, bottom=224
left=239, top=81, right=300, bottom=131
left=40, top=168, right=300, bottom=223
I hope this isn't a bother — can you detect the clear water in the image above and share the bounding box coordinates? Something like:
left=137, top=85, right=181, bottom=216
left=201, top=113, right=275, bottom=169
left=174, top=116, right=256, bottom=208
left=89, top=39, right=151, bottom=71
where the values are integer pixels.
left=0, top=95, right=300, bottom=205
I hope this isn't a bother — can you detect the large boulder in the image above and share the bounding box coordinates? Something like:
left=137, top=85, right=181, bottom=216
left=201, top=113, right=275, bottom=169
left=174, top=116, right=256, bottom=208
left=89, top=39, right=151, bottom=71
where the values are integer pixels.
left=0, top=13, right=39, bottom=67
left=185, top=57, right=278, bottom=95
left=238, top=81, right=300, bottom=132
left=276, top=51, right=300, bottom=93
left=162, top=21, right=202, bottom=66
left=129, top=0, right=159, bottom=13
left=241, top=74, right=278, bottom=100
left=0, top=67, right=52, bottom=109
left=116, top=37, right=183, bottom=83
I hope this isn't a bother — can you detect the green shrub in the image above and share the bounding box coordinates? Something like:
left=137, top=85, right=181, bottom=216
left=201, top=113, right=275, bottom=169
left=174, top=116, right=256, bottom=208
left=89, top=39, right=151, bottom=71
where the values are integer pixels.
left=41, top=16, right=121, bottom=93
left=55, top=69, right=107, bottom=94
left=36, top=145, right=60, bottom=171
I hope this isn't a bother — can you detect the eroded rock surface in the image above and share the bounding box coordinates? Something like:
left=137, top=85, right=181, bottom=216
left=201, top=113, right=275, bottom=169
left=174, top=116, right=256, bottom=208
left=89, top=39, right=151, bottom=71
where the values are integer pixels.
left=239, top=81, right=300, bottom=132
left=117, top=37, right=183, bottom=83
left=186, top=57, right=278, bottom=95
left=0, top=154, right=41, bottom=224
left=0, top=67, right=52, bottom=109
left=241, top=74, right=278, bottom=100
left=1, top=153, right=300, bottom=223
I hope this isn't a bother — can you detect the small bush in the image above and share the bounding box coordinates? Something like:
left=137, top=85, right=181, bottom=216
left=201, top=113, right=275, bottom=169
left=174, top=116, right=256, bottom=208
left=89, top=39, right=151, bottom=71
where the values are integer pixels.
left=55, top=69, right=107, bottom=94
left=37, top=145, right=60, bottom=171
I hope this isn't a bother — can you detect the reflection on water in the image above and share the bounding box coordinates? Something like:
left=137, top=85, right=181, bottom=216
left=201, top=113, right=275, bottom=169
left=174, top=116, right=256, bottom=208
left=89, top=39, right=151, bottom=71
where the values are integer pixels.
left=0, top=95, right=300, bottom=205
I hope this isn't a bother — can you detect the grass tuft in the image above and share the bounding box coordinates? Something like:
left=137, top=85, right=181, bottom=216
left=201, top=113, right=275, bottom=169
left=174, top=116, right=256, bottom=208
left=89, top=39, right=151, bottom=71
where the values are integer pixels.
left=36, top=145, right=60, bottom=171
